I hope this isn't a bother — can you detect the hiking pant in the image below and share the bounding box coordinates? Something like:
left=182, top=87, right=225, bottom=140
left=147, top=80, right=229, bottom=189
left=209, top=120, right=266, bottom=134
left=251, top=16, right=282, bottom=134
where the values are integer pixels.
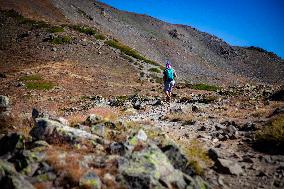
left=164, top=80, right=175, bottom=92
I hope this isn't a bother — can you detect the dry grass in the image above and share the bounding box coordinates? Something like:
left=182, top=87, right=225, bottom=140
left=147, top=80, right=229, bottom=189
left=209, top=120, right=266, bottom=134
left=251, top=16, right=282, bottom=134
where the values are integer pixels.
left=67, top=114, right=86, bottom=127
left=163, top=112, right=194, bottom=124
left=250, top=108, right=270, bottom=118
left=178, top=139, right=212, bottom=175
left=47, top=149, right=85, bottom=184
left=0, top=114, right=33, bottom=136
left=256, top=113, right=284, bottom=147
left=88, top=107, right=121, bottom=122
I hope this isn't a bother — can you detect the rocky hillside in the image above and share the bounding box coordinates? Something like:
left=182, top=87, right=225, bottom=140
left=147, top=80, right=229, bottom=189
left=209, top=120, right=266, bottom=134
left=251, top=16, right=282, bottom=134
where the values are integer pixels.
left=1, top=1, right=284, bottom=189
left=1, top=0, right=283, bottom=85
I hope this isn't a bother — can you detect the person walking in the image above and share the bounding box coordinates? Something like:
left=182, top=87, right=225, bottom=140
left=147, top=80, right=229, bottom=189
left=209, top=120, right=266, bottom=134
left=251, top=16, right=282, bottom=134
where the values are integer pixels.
left=163, top=61, right=176, bottom=101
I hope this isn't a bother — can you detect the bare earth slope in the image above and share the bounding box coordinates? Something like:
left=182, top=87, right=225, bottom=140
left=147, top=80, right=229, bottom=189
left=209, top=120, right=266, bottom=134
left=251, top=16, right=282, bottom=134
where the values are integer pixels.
left=1, top=0, right=284, bottom=85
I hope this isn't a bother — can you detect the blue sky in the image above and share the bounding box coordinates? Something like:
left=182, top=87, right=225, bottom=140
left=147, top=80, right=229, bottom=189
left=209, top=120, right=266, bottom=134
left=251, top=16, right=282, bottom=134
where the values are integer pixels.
left=99, top=0, right=284, bottom=58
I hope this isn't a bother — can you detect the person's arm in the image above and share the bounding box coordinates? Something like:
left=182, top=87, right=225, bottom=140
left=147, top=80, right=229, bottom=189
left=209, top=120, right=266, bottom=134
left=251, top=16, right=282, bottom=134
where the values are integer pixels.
left=174, top=70, right=177, bottom=78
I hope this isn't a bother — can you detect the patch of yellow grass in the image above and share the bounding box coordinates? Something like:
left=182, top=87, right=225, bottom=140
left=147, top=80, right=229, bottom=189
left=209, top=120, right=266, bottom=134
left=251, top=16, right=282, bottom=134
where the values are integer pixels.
left=177, top=139, right=212, bottom=175
left=88, top=107, right=121, bottom=122
left=163, top=112, right=194, bottom=123
left=256, top=113, right=284, bottom=146
left=67, top=114, right=86, bottom=127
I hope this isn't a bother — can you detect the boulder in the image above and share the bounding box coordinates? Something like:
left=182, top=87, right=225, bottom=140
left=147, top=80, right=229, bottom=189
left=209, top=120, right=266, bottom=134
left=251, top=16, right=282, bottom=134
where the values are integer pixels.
left=30, top=118, right=102, bottom=144
left=0, top=160, right=35, bottom=189
left=0, top=133, right=25, bottom=156
left=118, top=145, right=187, bottom=189
left=215, top=158, right=243, bottom=176
left=208, top=148, right=220, bottom=161
left=161, top=144, right=195, bottom=176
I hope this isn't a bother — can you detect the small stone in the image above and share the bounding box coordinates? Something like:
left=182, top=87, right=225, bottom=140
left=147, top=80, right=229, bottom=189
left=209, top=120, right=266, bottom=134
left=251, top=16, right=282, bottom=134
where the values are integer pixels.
left=85, top=114, right=103, bottom=125
left=192, top=105, right=198, bottom=112
left=79, top=170, right=101, bottom=189
left=137, top=129, right=147, bottom=141
left=0, top=95, right=9, bottom=109
left=51, top=47, right=57, bottom=51
left=109, top=142, right=125, bottom=155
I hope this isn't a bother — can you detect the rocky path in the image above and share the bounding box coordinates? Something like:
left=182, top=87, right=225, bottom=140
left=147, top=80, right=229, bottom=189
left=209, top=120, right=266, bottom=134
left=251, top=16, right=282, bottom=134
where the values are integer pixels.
left=120, top=96, right=284, bottom=189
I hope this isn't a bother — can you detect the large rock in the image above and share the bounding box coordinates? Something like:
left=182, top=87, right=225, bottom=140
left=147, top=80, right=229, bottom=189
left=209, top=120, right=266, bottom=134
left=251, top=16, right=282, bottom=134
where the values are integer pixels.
left=118, top=145, right=188, bottom=189
left=161, top=144, right=195, bottom=176
left=215, top=158, right=243, bottom=176
left=0, top=133, right=25, bottom=156
left=0, top=160, right=35, bottom=189
left=30, top=118, right=102, bottom=144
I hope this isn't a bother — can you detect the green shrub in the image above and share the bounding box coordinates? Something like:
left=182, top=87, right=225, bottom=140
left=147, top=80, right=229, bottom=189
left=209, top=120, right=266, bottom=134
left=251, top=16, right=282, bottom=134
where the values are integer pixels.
left=70, top=25, right=96, bottom=35
left=48, top=26, right=65, bottom=33
left=105, top=40, right=160, bottom=66
left=95, top=34, right=106, bottom=40
left=51, top=36, right=72, bottom=44
left=256, top=113, right=284, bottom=147
left=191, top=83, right=220, bottom=91
left=148, top=67, right=161, bottom=73
left=26, top=81, right=55, bottom=90
left=19, top=74, right=42, bottom=81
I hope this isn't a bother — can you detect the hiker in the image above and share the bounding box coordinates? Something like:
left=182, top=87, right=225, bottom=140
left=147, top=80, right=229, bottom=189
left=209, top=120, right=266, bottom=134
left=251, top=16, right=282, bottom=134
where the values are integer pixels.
left=163, top=61, right=176, bottom=101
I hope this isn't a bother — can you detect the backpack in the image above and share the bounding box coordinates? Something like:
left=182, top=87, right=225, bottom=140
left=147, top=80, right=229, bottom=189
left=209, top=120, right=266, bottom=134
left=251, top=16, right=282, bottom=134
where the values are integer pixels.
left=164, top=68, right=174, bottom=81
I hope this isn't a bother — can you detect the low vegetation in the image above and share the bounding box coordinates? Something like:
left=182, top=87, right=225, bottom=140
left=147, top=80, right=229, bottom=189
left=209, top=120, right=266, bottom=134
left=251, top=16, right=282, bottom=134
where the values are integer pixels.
left=163, top=112, right=194, bottom=125
left=19, top=74, right=55, bottom=90
left=47, top=26, right=65, bottom=33
left=95, top=34, right=106, bottom=40
left=25, top=81, right=55, bottom=90
left=180, top=140, right=212, bottom=175
left=105, top=39, right=160, bottom=67
left=190, top=83, right=220, bottom=91
left=51, top=36, right=73, bottom=45
left=19, top=74, right=42, bottom=81
left=70, top=25, right=97, bottom=35
left=255, top=113, right=284, bottom=148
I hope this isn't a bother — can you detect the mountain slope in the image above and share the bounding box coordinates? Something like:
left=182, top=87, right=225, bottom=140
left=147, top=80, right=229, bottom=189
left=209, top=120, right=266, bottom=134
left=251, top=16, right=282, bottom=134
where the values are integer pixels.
left=1, top=0, right=284, bottom=85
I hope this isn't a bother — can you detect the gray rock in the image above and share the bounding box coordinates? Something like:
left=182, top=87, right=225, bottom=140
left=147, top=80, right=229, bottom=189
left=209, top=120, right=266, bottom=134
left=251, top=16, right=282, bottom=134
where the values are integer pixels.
left=192, top=105, right=199, bottom=112
left=0, top=133, right=25, bottom=156
left=137, top=129, right=147, bottom=141
left=85, top=114, right=103, bottom=125
left=118, top=145, right=188, bottom=189
left=208, top=148, right=219, bottom=161
left=109, top=142, right=125, bottom=155
left=30, top=118, right=101, bottom=143
left=215, top=158, right=243, bottom=176
left=0, top=95, right=9, bottom=109
left=161, top=144, right=195, bottom=176
left=0, top=159, right=35, bottom=189
left=79, top=170, right=102, bottom=189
